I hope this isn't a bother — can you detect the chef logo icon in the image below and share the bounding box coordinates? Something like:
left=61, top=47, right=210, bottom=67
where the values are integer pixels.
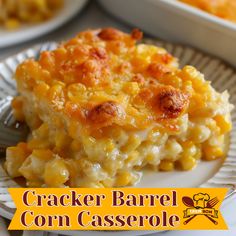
left=182, top=193, right=219, bottom=225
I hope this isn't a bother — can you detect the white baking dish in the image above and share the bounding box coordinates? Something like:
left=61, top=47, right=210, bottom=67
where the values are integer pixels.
left=98, top=0, right=236, bottom=67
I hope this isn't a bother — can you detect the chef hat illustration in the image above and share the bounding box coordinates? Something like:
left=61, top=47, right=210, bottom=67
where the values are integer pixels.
left=193, top=193, right=210, bottom=202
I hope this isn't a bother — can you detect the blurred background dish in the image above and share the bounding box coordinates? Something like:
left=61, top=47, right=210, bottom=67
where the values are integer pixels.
left=0, top=0, right=88, bottom=48
left=179, top=0, right=236, bottom=23
left=98, top=0, right=236, bottom=67
left=0, top=0, right=64, bottom=30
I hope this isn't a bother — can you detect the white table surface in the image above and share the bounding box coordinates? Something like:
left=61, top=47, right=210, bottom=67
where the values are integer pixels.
left=0, top=1, right=235, bottom=236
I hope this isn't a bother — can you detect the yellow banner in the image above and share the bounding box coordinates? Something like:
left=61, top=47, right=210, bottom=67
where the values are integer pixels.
left=8, top=188, right=228, bottom=230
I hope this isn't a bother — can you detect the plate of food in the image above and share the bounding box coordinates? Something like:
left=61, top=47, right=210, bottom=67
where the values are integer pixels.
left=0, top=28, right=235, bottom=235
left=0, top=0, right=88, bottom=48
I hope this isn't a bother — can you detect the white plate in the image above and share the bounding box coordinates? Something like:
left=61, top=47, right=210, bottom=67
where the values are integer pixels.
left=0, top=40, right=236, bottom=236
left=98, top=0, right=236, bottom=67
left=0, top=0, right=88, bottom=48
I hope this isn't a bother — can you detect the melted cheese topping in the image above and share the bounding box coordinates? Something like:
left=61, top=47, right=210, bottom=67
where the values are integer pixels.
left=15, top=28, right=189, bottom=133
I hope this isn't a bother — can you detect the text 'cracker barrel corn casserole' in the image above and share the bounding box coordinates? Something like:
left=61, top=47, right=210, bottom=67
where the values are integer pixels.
left=5, top=28, right=234, bottom=187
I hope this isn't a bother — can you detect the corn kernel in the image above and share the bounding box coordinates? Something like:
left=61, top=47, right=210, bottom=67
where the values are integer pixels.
left=44, top=159, right=69, bottom=187
left=122, top=82, right=140, bottom=95
left=19, top=158, right=37, bottom=181
left=115, top=171, right=132, bottom=187
left=165, top=139, right=183, bottom=160
left=34, top=123, right=49, bottom=138
left=194, top=146, right=202, bottom=160
left=64, top=159, right=78, bottom=181
left=34, top=82, right=50, bottom=98
left=159, top=160, right=174, bottom=171
left=203, top=145, right=224, bottom=161
left=102, top=177, right=114, bottom=187
left=178, top=156, right=197, bottom=170
left=121, top=135, right=141, bottom=153
left=68, top=122, right=78, bottom=139
left=180, top=66, right=204, bottom=84
left=146, top=151, right=159, bottom=163
left=162, top=74, right=182, bottom=88
left=55, top=133, right=72, bottom=150
left=32, top=149, right=54, bottom=161
left=190, top=125, right=211, bottom=143
left=183, top=80, right=193, bottom=91
left=28, top=139, right=51, bottom=149
left=6, top=142, right=31, bottom=177
left=181, top=141, right=197, bottom=156
left=34, top=0, right=48, bottom=9
left=148, top=127, right=167, bottom=145
left=214, top=115, right=232, bottom=134
left=5, top=18, right=20, bottom=29
left=181, top=140, right=193, bottom=148
left=125, top=150, right=140, bottom=166
left=47, top=84, right=65, bottom=110
left=54, top=47, right=68, bottom=63
left=105, top=139, right=115, bottom=153
left=67, top=83, right=87, bottom=102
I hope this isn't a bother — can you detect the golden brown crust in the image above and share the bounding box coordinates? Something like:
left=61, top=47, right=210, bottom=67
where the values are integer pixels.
left=147, top=63, right=171, bottom=79
left=98, top=28, right=124, bottom=41
left=136, top=85, right=189, bottom=120
left=90, top=47, right=108, bottom=60
left=132, top=74, right=145, bottom=85
left=14, top=28, right=186, bottom=132
left=131, top=28, right=143, bottom=41
left=157, top=88, right=189, bottom=119
left=88, top=101, right=125, bottom=128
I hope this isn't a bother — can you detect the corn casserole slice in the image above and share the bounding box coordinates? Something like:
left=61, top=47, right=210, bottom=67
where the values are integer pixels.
left=5, top=28, right=234, bottom=187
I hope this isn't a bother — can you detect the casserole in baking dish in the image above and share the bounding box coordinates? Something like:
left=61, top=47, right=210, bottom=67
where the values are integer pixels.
left=180, top=0, right=236, bottom=23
